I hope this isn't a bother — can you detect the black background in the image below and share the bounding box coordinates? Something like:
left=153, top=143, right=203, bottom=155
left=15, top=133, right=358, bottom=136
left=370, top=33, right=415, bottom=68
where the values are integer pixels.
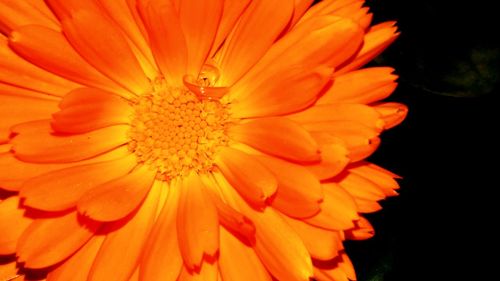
left=339, top=0, right=498, bottom=280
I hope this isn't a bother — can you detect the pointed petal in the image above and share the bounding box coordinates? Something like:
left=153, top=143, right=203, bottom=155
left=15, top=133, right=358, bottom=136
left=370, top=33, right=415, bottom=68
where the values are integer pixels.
left=11, top=123, right=130, bottom=163
left=0, top=196, right=32, bottom=255
left=344, top=217, right=375, bottom=240
left=219, top=227, right=271, bottom=281
left=140, top=181, right=183, bottom=281
left=20, top=154, right=137, bottom=212
left=177, top=173, right=219, bottom=270
left=374, top=102, right=408, bottom=129
left=138, top=0, right=187, bottom=84
left=337, top=172, right=386, bottom=201
left=61, top=10, right=150, bottom=94
left=217, top=0, right=294, bottom=85
left=179, top=0, right=223, bottom=75
left=77, top=165, right=156, bottom=222
left=51, top=88, right=133, bottom=133
left=47, top=236, right=105, bottom=281
left=318, top=67, right=398, bottom=104
left=256, top=155, right=322, bottom=218
left=304, top=183, right=359, bottom=230
left=8, top=25, right=127, bottom=97
left=229, top=117, right=320, bottom=162
left=17, top=211, right=100, bottom=269
left=349, top=162, right=400, bottom=196
left=88, top=180, right=162, bottom=281
left=283, top=216, right=344, bottom=261
left=337, top=21, right=399, bottom=74
left=231, top=66, right=332, bottom=118
left=214, top=147, right=277, bottom=207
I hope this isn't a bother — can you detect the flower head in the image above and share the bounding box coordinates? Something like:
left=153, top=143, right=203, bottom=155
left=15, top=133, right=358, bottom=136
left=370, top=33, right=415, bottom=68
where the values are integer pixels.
left=0, top=0, right=407, bottom=280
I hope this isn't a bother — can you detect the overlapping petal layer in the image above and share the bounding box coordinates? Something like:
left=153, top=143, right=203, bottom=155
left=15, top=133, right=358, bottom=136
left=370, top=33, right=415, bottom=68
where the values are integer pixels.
left=0, top=1, right=405, bottom=280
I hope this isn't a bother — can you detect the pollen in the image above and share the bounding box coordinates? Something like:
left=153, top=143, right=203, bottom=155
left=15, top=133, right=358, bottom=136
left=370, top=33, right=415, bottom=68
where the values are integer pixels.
left=128, top=82, right=230, bottom=180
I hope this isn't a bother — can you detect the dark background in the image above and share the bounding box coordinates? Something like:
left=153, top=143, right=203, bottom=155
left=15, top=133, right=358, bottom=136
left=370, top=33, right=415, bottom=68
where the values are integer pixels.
left=340, top=0, right=498, bottom=280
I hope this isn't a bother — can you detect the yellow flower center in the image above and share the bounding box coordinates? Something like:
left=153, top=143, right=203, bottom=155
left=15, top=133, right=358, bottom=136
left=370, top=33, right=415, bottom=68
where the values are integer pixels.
left=128, top=81, right=230, bottom=180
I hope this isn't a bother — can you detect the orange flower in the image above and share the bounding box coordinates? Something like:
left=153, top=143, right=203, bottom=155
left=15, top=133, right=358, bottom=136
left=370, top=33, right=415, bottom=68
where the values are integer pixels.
left=0, top=0, right=408, bottom=280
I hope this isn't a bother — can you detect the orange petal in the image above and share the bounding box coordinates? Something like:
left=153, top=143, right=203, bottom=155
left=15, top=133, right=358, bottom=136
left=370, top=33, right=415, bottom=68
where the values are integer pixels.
left=8, top=25, right=129, bottom=98
left=250, top=208, right=313, bottom=280
left=51, top=88, right=133, bottom=133
left=11, top=123, right=130, bottom=163
left=318, top=67, right=398, bottom=104
left=349, top=162, right=400, bottom=197
left=0, top=82, right=59, bottom=101
left=217, top=177, right=313, bottom=281
left=77, top=165, right=156, bottom=222
left=303, top=120, right=380, bottom=162
left=304, top=183, right=358, bottom=230
left=289, top=104, right=384, bottom=132
left=205, top=187, right=256, bottom=242
left=0, top=146, right=131, bottom=191
left=61, top=10, right=149, bottom=94
left=1, top=37, right=78, bottom=97
left=140, top=181, right=183, bottom=281
left=0, top=94, right=58, bottom=143
left=20, top=154, right=137, bottom=212
left=300, top=0, right=361, bottom=23
left=0, top=261, right=22, bottom=281
left=283, top=215, right=344, bottom=261
left=0, top=0, right=59, bottom=34
left=303, top=0, right=372, bottom=30
left=374, top=102, right=408, bottom=130
left=0, top=196, right=32, bottom=255
left=256, top=155, right=322, bottom=218
left=17, top=211, right=100, bottom=269
left=178, top=260, right=218, bottom=281
left=313, top=253, right=354, bottom=281
left=236, top=16, right=363, bottom=91
left=337, top=21, right=399, bottom=75
left=97, top=0, right=157, bottom=78
left=337, top=171, right=386, bottom=201
left=230, top=66, right=332, bottom=118
left=290, top=0, right=314, bottom=27
left=306, top=133, right=349, bottom=180
left=229, top=117, right=320, bottom=162
left=344, top=217, right=375, bottom=240
left=214, top=147, right=277, bottom=207
left=219, top=227, right=271, bottom=281
left=179, top=0, right=223, bottom=75
left=177, top=173, right=219, bottom=270
left=138, top=0, right=188, bottom=84
left=88, top=180, right=162, bottom=281
left=210, top=0, right=252, bottom=57
left=47, top=236, right=105, bottom=281
left=353, top=198, right=382, bottom=213
left=217, top=0, right=294, bottom=85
